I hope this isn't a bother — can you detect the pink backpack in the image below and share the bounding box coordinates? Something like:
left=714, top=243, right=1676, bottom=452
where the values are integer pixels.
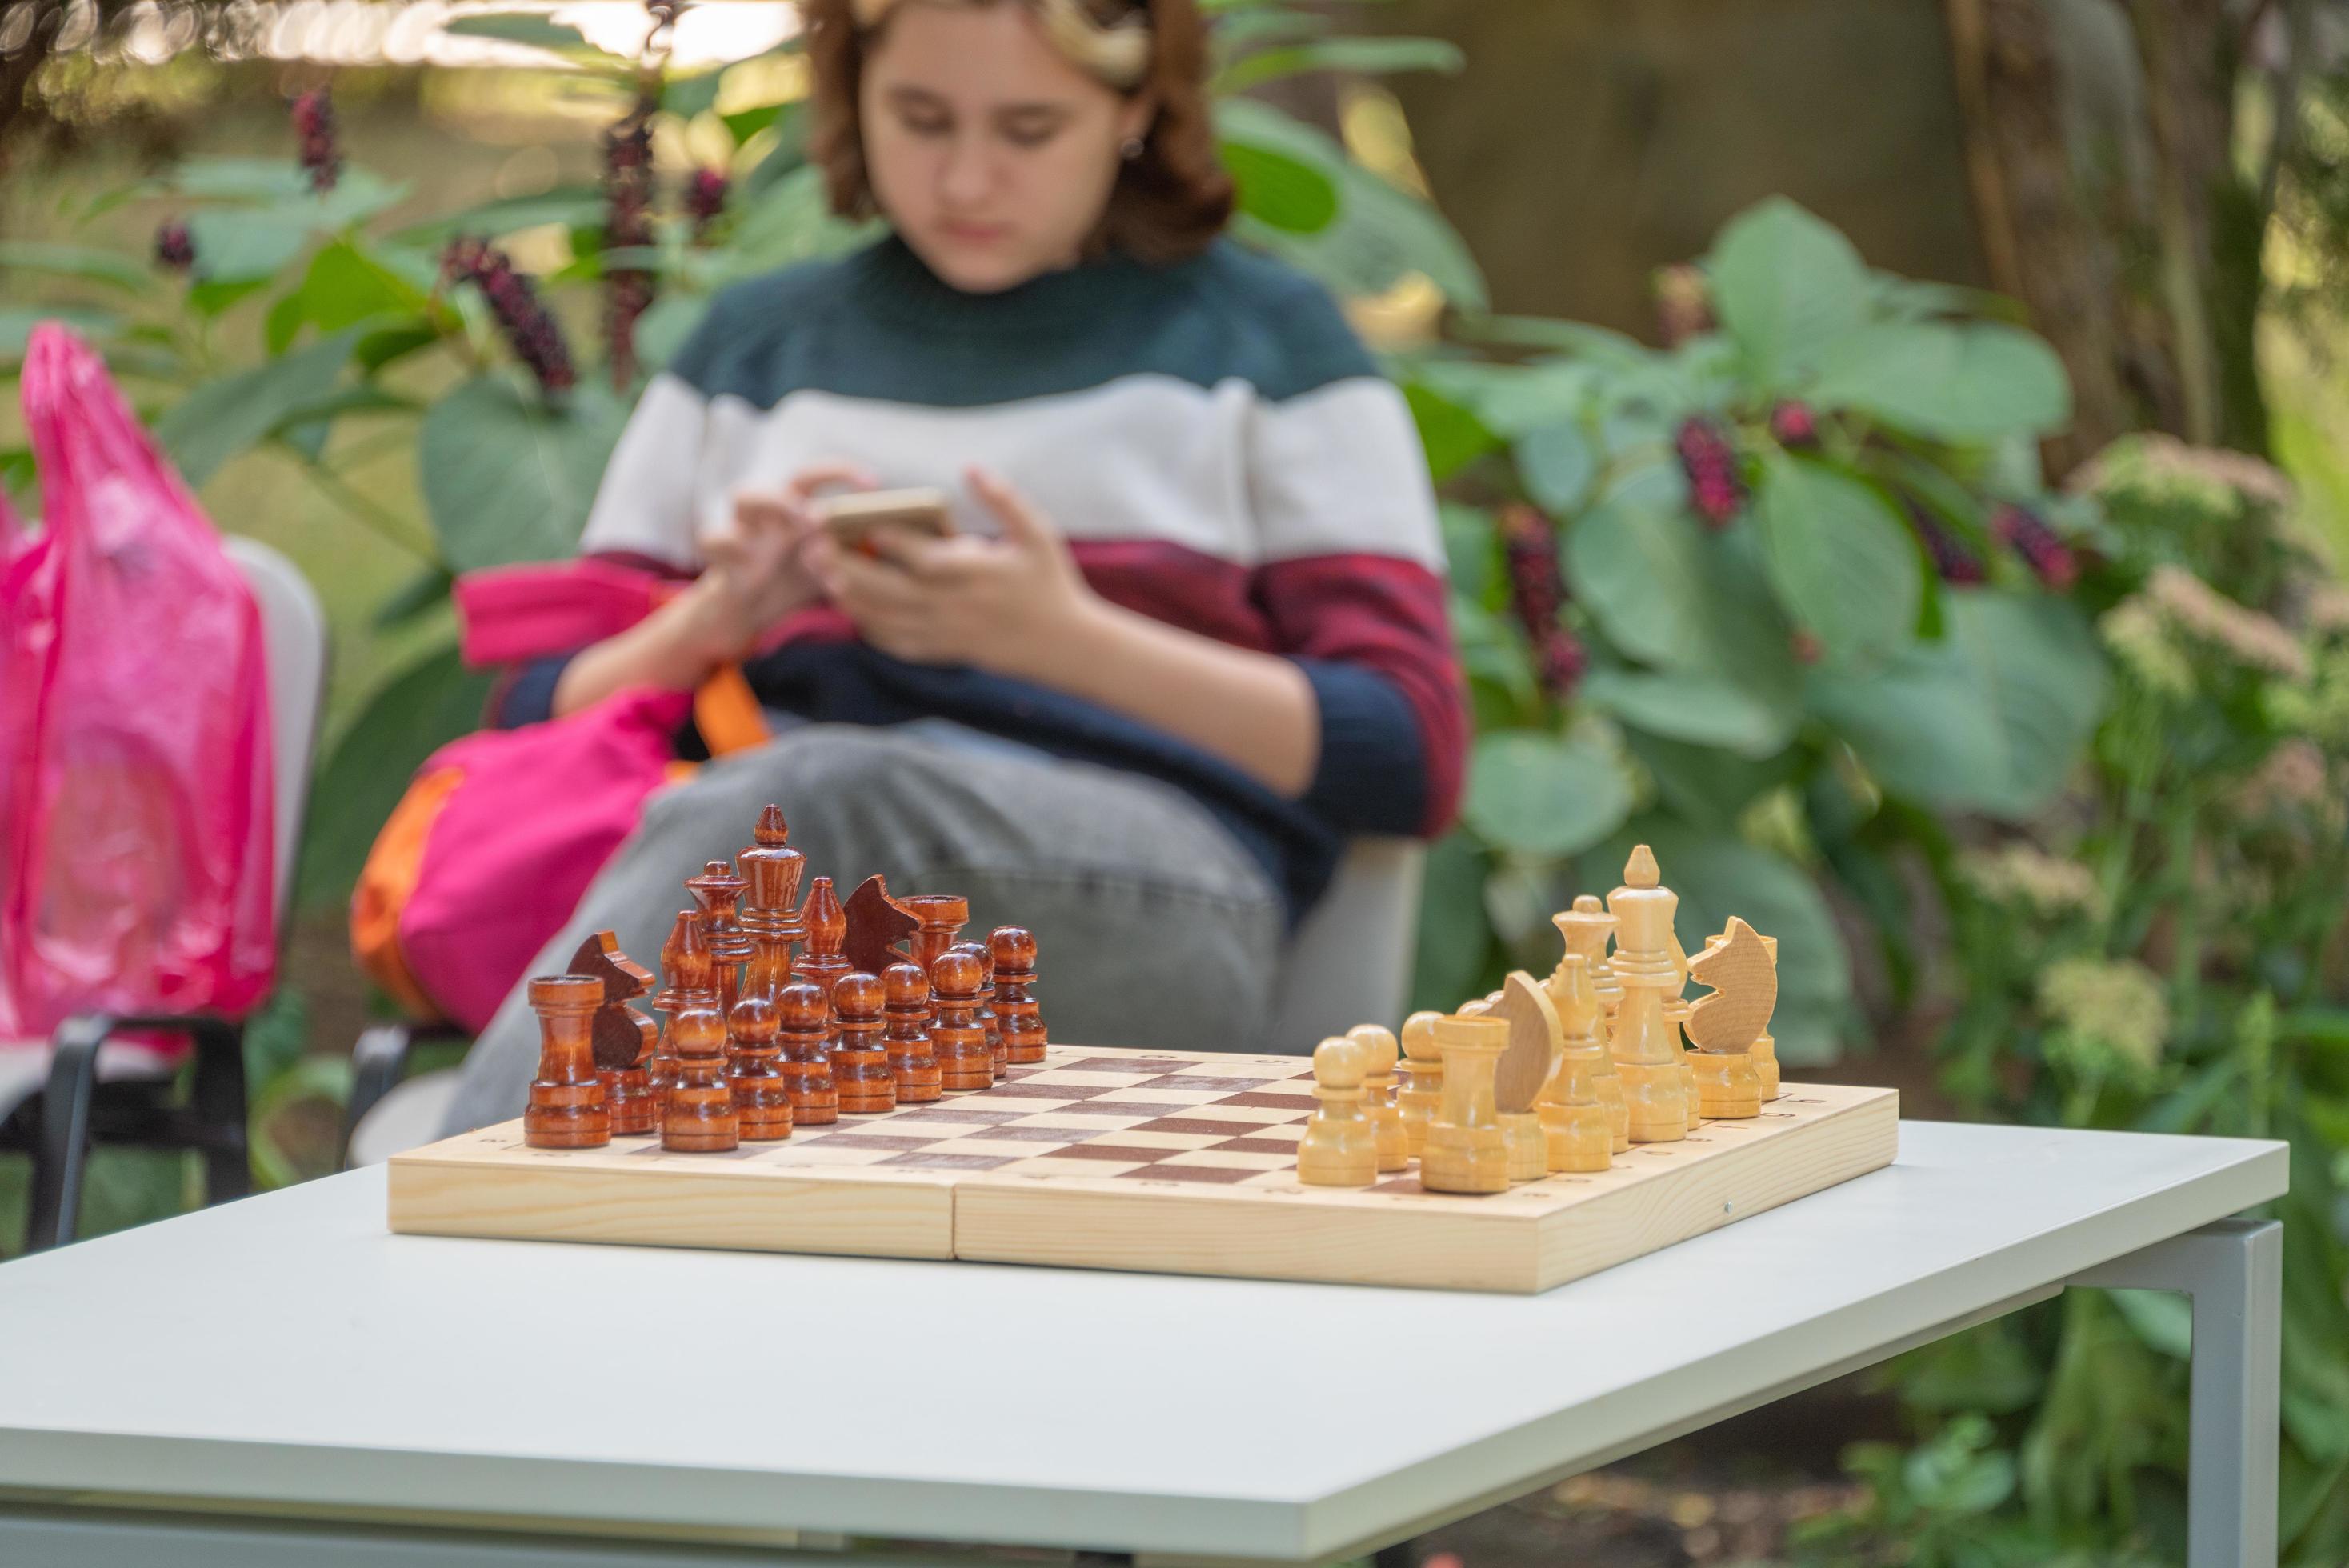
left=0, top=325, right=276, bottom=1039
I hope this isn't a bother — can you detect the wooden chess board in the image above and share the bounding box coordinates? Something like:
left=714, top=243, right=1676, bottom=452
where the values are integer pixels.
left=387, top=1045, right=1899, bottom=1294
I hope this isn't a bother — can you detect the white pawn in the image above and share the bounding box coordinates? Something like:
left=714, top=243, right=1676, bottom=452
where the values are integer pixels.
left=1297, top=1036, right=1378, bottom=1188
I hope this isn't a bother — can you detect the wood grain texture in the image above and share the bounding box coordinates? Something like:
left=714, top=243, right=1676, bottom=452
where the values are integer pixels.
left=388, top=1044, right=1898, bottom=1294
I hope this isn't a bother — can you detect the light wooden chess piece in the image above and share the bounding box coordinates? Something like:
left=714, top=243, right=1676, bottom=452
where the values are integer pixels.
left=1665, top=927, right=1700, bottom=1122
left=1489, top=972, right=1558, bottom=1182
left=1297, top=1037, right=1379, bottom=1187
left=1551, top=900, right=1630, bottom=1153
left=1535, top=954, right=1613, bottom=1173
left=1397, top=1010, right=1445, bottom=1157
left=1566, top=894, right=1623, bottom=1018
left=1685, top=918, right=1775, bottom=1118
left=1419, top=1015, right=1511, bottom=1194
left=1345, top=1024, right=1409, bottom=1174
left=1751, top=934, right=1782, bottom=1100
left=1607, top=845, right=1690, bottom=1143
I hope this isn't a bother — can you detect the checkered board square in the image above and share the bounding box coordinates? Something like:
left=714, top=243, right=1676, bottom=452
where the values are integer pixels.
left=388, top=1044, right=1899, bottom=1294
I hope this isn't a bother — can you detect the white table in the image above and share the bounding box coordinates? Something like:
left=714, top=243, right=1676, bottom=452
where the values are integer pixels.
left=0, top=1120, right=2285, bottom=1568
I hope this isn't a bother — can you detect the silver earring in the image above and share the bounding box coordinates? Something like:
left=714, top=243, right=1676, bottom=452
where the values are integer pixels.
left=1121, top=136, right=1146, bottom=161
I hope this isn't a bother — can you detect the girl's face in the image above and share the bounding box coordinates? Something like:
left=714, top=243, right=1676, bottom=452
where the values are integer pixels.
left=860, top=2, right=1154, bottom=294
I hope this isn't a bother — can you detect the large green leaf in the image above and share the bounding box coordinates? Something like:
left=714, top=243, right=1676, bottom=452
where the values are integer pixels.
left=1407, top=357, right=1592, bottom=437
left=1564, top=467, right=1799, bottom=698
left=1706, top=197, right=1870, bottom=391
left=1217, top=118, right=1341, bottom=234
left=0, top=242, right=148, bottom=293
left=1570, top=819, right=1851, bottom=1065
left=1807, top=590, right=2107, bottom=818
left=1407, top=830, right=1496, bottom=1016
left=1462, top=731, right=1631, bottom=858
left=1583, top=667, right=1798, bottom=758
left=1217, top=35, right=1464, bottom=94
left=1515, top=422, right=1595, bottom=514
left=266, top=241, right=434, bottom=354
left=392, top=186, right=605, bottom=249
left=1753, top=456, right=1921, bottom=668
left=1623, top=730, right=1799, bottom=826
left=186, top=208, right=314, bottom=286
left=295, top=640, right=495, bottom=913
left=1808, top=320, right=2070, bottom=441
left=419, top=374, right=630, bottom=572
left=154, top=330, right=359, bottom=487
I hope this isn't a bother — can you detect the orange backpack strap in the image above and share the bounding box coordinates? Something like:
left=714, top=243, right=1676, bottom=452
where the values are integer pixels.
left=350, top=764, right=466, bottom=1022
left=693, top=663, right=770, bottom=758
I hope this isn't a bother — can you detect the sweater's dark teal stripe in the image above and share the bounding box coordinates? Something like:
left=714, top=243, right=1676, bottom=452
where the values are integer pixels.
left=669, top=236, right=1379, bottom=412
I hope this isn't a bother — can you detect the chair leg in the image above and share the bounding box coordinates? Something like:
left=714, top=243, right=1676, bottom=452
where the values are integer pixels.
left=26, top=1014, right=114, bottom=1252
left=189, top=1017, right=250, bottom=1207
left=341, top=1024, right=421, bottom=1170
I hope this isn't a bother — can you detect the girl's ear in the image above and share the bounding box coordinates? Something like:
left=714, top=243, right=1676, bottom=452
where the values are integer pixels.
left=1116, top=89, right=1158, bottom=150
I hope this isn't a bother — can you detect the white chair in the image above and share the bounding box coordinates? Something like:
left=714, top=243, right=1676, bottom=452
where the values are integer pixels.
left=12, top=536, right=326, bottom=1249
left=342, top=835, right=1427, bottom=1166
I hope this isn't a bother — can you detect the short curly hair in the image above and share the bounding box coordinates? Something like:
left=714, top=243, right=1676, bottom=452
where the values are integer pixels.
left=802, top=0, right=1235, bottom=263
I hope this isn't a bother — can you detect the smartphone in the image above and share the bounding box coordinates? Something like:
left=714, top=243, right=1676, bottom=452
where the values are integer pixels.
left=817, top=487, right=955, bottom=554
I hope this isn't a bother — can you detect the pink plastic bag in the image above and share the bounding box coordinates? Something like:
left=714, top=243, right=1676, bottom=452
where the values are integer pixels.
left=0, top=324, right=276, bottom=1038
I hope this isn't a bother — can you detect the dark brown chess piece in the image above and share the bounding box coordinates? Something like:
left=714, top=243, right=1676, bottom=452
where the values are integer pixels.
left=898, top=894, right=969, bottom=974
left=830, top=972, right=895, bottom=1115
left=843, top=874, right=920, bottom=978
left=989, top=926, right=1046, bottom=1064
left=525, top=974, right=610, bottom=1148
left=726, top=989, right=793, bottom=1142
left=882, top=962, right=942, bottom=1103
left=686, top=859, right=754, bottom=1015
left=736, top=805, right=806, bottom=1004
left=569, top=930, right=658, bottom=1135
left=792, top=876, right=854, bottom=1026
left=930, top=950, right=993, bottom=1092
left=774, top=982, right=839, bottom=1125
left=661, top=986, right=738, bottom=1153
left=950, top=941, right=1004, bottom=1082
left=649, top=910, right=711, bottom=1093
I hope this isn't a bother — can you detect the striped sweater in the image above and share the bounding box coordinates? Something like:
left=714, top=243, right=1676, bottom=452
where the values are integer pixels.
left=502, top=234, right=1466, bottom=920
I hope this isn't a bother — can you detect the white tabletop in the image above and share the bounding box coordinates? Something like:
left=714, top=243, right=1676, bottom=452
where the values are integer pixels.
left=0, top=1120, right=2285, bottom=1561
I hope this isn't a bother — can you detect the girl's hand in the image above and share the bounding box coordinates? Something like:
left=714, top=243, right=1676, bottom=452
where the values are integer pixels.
left=808, top=466, right=1103, bottom=678
left=686, top=462, right=876, bottom=663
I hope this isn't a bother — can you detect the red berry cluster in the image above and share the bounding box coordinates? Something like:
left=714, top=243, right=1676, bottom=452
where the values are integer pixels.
left=290, top=89, right=341, bottom=193
left=1768, top=401, right=1819, bottom=449
left=1499, top=502, right=1586, bottom=702
left=602, top=102, right=658, bottom=387
left=1675, top=417, right=1744, bottom=529
left=1991, top=503, right=2076, bottom=591
left=443, top=238, right=576, bottom=396
left=1902, top=497, right=1986, bottom=585
left=686, top=167, right=730, bottom=243
left=154, top=219, right=194, bottom=271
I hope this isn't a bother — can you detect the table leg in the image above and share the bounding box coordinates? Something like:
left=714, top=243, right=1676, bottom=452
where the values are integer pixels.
left=2069, top=1216, right=2282, bottom=1568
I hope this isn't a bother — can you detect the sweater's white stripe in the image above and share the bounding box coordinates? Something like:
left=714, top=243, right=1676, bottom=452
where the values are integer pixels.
left=579, top=370, right=1444, bottom=573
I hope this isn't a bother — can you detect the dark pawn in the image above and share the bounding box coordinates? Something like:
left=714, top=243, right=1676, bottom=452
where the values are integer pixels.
left=951, top=940, right=1004, bottom=1081
left=726, top=990, right=793, bottom=1142
left=831, top=972, right=895, bottom=1115
left=989, top=926, right=1047, bottom=1064
left=774, top=982, right=839, bottom=1125
left=930, top=950, right=993, bottom=1093
left=882, top=962, right=942, bottom=1103
left=661, top=993, right=737, bottom=1153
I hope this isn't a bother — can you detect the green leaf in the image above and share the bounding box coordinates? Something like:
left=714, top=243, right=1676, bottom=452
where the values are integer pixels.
left=1217, top=35, right=1464, bottom=94
left=1753, top=456, right=1921, bottom=667
left=295, top=640, right=495, bottom=913
left=1807, top=590, right=2107, bottom=818
left=1564, top=467, right=1799, bottom=698
left=153, top=330, right=358, bottom=487
left=355, top=317, right=444, bottom=373
left=1219, top=134, right=1340, bottom=234
left=268, top=240, right=433, bottom=357
left=1515, top=422, right=1595, bottom=514
left=1706, top=197, right=1870, bottom=390
left=1583, top=667, right=1798, bottom=758
left=1463, top=731, right=1631, bottom=858
left=418, top=374, right=630, bottom=573
left=1404, top=381, right=1497, bottom=484
left=1570, top=819, right=1851, bottom=1066
left=185, top=277, right=270, bottom=318
left=1809, top=321, right=2071, bottom=442
left=186, top=207, right=314, bottom=286
left=0, top=305, right=122, bottom=359
left=393, top=186, right=606, bottom=249
left=1623, top=730, right=1798, bottom=826
left=444, top=12, right=627, bottom=63
left=0, top=242, right=148, bottom=293
left=1408, top=358, right=1591, bottom=436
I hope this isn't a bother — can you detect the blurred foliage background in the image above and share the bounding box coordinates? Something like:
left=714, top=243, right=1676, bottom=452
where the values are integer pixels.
left=5, top=0, right=2349, bottom=1562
